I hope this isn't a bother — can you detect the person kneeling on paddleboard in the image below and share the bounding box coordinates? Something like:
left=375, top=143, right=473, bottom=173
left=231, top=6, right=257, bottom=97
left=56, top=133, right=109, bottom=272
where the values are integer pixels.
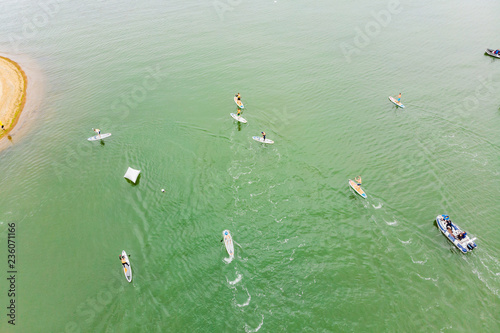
left=261, top=132, right=266, bottom=140
left=119, top=255, right=129, bottom=267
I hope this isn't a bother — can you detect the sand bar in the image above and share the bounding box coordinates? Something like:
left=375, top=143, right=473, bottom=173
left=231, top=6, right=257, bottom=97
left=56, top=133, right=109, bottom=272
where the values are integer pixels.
left=0, top=56, right=27, bottom=140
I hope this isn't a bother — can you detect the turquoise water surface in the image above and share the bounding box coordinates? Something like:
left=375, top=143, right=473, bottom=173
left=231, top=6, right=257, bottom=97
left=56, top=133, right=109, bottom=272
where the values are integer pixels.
left=0, top=0, right=499, bottom=332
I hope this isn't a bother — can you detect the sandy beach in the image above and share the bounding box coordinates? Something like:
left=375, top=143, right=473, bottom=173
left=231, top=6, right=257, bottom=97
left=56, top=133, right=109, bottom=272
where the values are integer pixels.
left=0, top=55, right=27, bottom=140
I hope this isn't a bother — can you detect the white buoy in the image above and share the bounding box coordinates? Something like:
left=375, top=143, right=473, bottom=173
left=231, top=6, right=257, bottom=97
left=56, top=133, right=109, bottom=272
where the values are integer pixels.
left=124, top=167, right=141, bottom=183
left=161, top=189, right=165, bottom=193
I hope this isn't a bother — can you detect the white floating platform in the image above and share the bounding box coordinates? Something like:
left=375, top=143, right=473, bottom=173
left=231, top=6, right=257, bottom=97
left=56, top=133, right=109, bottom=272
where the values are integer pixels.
left=124, top=167, right=141, bottom=183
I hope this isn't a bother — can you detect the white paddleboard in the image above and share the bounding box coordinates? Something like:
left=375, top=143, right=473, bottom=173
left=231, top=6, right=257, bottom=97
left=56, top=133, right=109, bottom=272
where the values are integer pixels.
left=88, top=133, right=112, bottom=141
left=388, top=96, right=405, bottom=108
left=121, top=250, right=132, bottom=282
left=230, top=113, right=247, bottom=123
left=252, top=136, right=274, bottom=144
left=223, top=230, right=234, bottom=258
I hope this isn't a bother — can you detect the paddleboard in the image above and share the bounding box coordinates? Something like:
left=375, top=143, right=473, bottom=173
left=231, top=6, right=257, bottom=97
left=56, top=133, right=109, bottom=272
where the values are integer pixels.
left=88, top=133, right=112, bottom=141
left=388, top=96, right=405, bottom=108
left=252, top=136, right=274, bottom=144
left=349, top=179, right=367, bottom=198
left=234, top=96, right=244, bottom=109
left=230, top=113, right=247, bottom=123
left=121, top=250, right=132, bottom=282
left=222, top=230, right=234, bottom=257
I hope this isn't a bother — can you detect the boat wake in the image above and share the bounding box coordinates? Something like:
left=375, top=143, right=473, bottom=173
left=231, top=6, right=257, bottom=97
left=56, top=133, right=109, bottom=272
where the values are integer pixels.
left=384, top=219, right=398, bottom=226
left=471, top=267, right=499, bottom=297
left=416, top=273, right=438, bottom=283
left=411, top=256, right=427, bottom=265
left=228, top=166, right=253, bottom=180
left=480, top=256, right=500, bottom=277
left=236, top=287, right=251, bottom=307
left=244, top=315, right=264, bottom=332
left=466, top=253, right=500, bottom=297
left=227, top=273, right=243, bottom=285
left=372, top=203, right=383, bottom=209
left=224, top=256, right=234, bottom=264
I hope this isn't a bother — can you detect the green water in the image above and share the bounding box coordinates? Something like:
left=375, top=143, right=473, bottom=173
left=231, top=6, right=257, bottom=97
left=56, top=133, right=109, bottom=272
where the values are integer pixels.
left=1, top=0, right=500, bottom=331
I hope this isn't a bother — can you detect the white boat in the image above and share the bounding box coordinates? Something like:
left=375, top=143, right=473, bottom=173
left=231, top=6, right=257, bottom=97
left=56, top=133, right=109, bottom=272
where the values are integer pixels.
left=222, top=230, right=234, bottom=258
left=436, top=215, right=477, bottom=253
left=485, top=48, right=500, bottom=59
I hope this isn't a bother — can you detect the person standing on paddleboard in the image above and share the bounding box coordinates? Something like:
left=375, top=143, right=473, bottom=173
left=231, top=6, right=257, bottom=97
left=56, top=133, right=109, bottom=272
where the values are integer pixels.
left=92, top=128, right=101, bottom=138
left=261, top=131, right=266, bottom=140
left=397, top=93, right=402, bottom=103
left=119, top=255, right=129, bottom=268
left=236, top=93, right=241, bottom=101
left=237, top=108, right=242, bottom=117
left=355, top=176, right=362, bottom=186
